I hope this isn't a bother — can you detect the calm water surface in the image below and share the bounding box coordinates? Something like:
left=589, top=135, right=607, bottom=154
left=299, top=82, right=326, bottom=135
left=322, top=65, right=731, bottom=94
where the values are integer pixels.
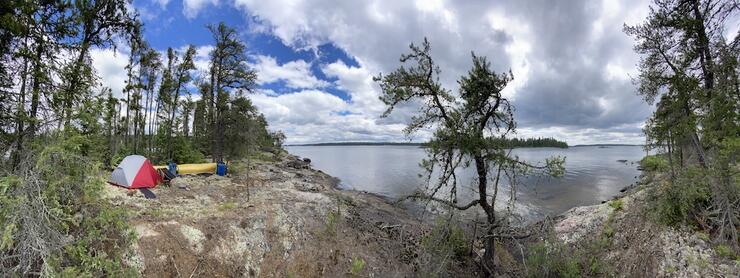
left=286, top=145, right=645, bottom=218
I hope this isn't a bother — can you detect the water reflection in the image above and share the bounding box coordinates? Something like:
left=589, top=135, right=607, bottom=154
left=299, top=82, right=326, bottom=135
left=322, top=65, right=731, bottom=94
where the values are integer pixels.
left=286, top=145, right=645, bottom=218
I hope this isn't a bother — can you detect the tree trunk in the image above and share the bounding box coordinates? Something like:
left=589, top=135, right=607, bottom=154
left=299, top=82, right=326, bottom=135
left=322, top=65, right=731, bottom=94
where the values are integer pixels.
left=474, top=154, right=495, bottom=276
left=167, top=77, right=183, bottom=160
left=28, top=41, right=42, bottom=139
left=11, top=42, right=30, bottom=168
left=209, top=61, right=219, bottom=162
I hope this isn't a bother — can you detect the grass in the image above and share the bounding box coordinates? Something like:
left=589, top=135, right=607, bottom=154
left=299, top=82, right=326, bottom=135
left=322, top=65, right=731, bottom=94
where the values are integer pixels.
left=714, top=244, right=738, bottom=260
left=350, top=256, right=365, bottom=276
left=217, top=202, right=237, bottom=211
left=608, top=199, right=624, bottom=211
left=696, top=232, right=710, bottom=242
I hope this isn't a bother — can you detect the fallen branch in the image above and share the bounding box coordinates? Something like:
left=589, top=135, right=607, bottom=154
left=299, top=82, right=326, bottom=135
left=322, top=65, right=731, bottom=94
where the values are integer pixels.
left=398, top=192, right=480, bottom=210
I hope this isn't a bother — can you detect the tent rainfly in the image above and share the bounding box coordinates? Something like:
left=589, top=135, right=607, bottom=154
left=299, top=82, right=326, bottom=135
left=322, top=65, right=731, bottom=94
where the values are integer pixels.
left=109, top=155, right=162, bottom=189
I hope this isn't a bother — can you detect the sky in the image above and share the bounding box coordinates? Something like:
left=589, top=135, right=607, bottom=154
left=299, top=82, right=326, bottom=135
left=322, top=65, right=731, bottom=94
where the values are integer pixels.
left=92, top=0, right=664, bottom=145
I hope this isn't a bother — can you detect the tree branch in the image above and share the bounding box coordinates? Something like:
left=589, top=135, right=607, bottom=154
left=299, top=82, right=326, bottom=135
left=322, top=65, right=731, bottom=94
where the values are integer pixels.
left=400, top=192, right=480, bottom=210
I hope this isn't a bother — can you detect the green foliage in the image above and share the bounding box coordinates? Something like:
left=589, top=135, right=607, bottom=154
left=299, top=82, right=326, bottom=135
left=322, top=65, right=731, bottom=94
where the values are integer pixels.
left=324, top=210, right=340, bottom=237
left=170, top=136, right=205, bottom=164
left=376, top=39, right=565, bottom=273
left=350, top=256, right=365, bottom=276
left=640, top=155, right=668, bottom=172
left=1, top=137, right=135, bottom=275
left=626, top=0, right=739, bottom=246
left=608, top=199, right=624, bottom=211
left=714, top=244, right=738, bottom=260
left=652, top=167, right=711, bottom=226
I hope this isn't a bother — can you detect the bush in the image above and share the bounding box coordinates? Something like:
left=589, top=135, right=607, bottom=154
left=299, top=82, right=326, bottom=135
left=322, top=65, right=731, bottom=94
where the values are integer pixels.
left=0, top=136, right=135, bottom=276
left=653, top=167, right=711, bottom=226
left=640, top=155, right=668, bottom=171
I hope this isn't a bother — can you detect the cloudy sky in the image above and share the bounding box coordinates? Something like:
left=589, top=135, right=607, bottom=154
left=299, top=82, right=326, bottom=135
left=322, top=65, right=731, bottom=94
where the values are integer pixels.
left=94, top=0, right=660, bottom=145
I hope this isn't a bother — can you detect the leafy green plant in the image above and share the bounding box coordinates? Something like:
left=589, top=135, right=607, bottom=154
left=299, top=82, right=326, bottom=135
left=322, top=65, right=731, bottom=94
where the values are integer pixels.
left=350, top=256, right=365, bottom=276
left=640, top=155, right=668, bottom=171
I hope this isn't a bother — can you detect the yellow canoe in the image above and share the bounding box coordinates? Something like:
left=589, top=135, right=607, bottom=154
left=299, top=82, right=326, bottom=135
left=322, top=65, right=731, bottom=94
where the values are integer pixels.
left=154, top=163, right=217, bottom=174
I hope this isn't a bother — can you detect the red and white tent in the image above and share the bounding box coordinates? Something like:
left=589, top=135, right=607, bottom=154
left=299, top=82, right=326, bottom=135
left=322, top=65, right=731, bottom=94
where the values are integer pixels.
left=109, top=155, right=162, bottom=189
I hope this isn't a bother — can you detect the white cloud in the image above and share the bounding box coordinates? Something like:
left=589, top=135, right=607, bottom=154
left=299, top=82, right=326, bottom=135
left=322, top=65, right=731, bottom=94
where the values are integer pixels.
left=249, top=89, right=409, bottom=144
left=233, top=0, right=658, bottom=144
left=155, top=0, right=171, bottom=8
left=193, top=45, right=213, bottom=75
left=183, top=0, right=219, bottom=19
left=251, top=55, right=329, bottom=89
left=90, top=48, right=129, bottom=99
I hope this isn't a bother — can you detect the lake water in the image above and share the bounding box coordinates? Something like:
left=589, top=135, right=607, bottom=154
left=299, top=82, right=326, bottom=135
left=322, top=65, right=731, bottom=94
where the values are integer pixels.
left=286, top=145, right=646, bottom=218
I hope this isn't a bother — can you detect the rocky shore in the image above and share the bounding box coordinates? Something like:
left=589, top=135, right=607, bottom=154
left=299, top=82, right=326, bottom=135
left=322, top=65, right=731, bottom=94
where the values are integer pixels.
left=549, top=172, right=738, bottom=277
left=103, top=153, right=433, bottom=277
left=103, top=153, right=738, bottom=277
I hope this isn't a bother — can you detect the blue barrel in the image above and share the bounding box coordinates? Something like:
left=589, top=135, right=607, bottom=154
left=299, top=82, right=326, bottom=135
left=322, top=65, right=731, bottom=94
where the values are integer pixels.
left=216, top=162, right=227, bottom=176
left=168, top=162, right=177, bottom=175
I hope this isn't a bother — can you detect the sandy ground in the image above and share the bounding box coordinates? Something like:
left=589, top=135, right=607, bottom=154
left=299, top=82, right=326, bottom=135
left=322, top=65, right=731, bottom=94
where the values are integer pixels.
left=103, top=154, right=434, bottom=277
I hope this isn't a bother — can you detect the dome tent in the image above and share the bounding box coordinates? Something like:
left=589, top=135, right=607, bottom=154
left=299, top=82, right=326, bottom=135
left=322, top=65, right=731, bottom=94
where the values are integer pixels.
left=109, top=155, right=162, bottom=189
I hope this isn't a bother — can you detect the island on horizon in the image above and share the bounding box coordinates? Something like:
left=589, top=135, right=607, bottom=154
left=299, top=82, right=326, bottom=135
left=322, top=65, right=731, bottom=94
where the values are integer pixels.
left=288, top=137, right=570, bottom=148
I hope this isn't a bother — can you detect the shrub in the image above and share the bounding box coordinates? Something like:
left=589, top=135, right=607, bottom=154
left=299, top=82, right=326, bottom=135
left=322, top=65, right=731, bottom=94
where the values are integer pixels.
left=653, top=167, right=711, bottom=226
left=0, top=136, right=135, bottom=276
left=640, top=155, right=668, bottom=171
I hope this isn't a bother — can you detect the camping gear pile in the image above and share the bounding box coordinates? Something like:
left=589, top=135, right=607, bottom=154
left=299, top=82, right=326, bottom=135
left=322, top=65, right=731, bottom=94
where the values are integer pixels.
left=108, top=155, right=228, bottom=199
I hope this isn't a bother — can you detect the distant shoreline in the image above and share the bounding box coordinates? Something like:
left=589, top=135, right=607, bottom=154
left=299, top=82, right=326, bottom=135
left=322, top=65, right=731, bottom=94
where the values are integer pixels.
left=570, top=144, right=644, bottom=147
left=286, top=142, right=423, bottom=147
left=287, top=142, right=644, bottom=148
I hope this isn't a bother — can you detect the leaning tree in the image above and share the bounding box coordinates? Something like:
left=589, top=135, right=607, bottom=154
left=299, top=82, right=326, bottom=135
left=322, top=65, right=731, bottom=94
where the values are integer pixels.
left=375, top=38, right=564, bottom=274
